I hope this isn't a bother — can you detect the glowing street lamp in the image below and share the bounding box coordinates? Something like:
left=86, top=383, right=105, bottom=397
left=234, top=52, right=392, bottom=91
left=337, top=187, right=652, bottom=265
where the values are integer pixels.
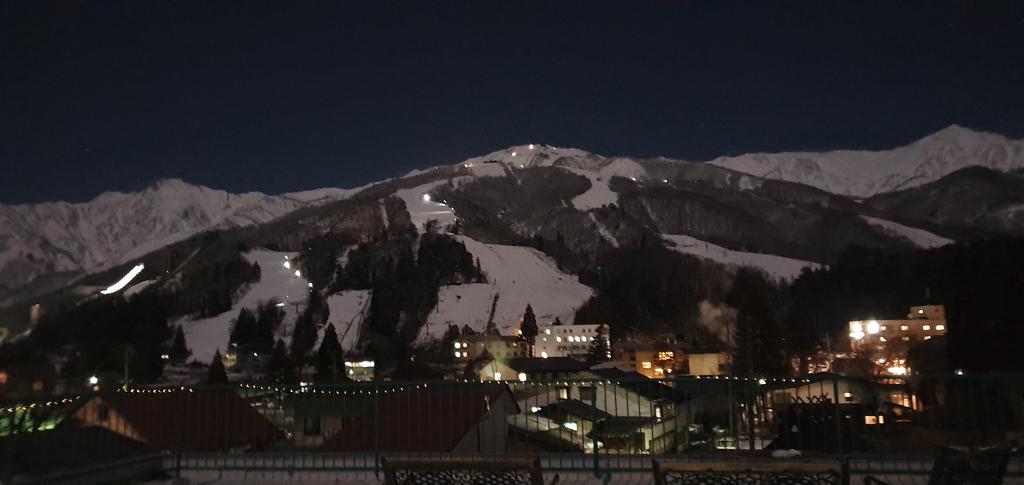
left=88, top=375, right=99, bottom=386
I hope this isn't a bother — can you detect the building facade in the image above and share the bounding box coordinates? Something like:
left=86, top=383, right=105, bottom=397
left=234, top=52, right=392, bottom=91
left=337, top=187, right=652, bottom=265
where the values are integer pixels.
left=534, top=323, right=607, bottom=359
left=848, top=304, right=948, bottom=376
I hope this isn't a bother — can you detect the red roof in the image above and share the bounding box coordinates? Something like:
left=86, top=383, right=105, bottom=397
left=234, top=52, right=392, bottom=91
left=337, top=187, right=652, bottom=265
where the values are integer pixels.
left=321, top=384, right=514, bottom=452
left=95, top=391, right=279, bottom=452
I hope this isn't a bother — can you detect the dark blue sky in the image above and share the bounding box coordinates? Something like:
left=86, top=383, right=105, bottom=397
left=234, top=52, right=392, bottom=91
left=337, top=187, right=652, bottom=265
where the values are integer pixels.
left=2, top=1, right=1023, bottom=203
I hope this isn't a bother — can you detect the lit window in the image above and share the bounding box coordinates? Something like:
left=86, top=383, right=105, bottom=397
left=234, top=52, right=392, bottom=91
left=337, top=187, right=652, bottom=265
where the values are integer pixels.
left=558, top=388, right=569, bottom=400
left=936, top=325, right=945, bottom=331
left=542, top=337, right=547, bottom=342
left=844, top=392, right=853, bottom=402
left=867, top=320, right=880, bottom=334
left=530, top=406, right=541, bottom=413
left=918, top=309, right=924, bottom=315
left=545, top=329, right=551, bottom=335
left=518, top=372, right=527, bottom=382
left=541, top=352, right=548, bottom=358
left=494, top=372, right=502, bottom=381
left=654, top=368, right=665, bottom=375
left=864, top=416, right=878, bottom=425
left=880, top=337, right=887, bottom=342
left=454, top=342, right=461, bottom=349
left=881, top=326, right=887, bottom=331
left=924, top=336, right=931, bottom=340
left=900, top=325, right=909, bottom=331
left=655, top=407, right=663, bottom=419
left=563, top=422, right=578, bottom=431
left=902, top=336, right=910, bottom=342
left=556, top=337, right=562, bottom=342
left=455, top=351, right=462, bottom=358
left=923, top=325, right=931, bottom=331
left=642, top=361, right=652, bottom=369
left=658, top=351, right=674, bottom=360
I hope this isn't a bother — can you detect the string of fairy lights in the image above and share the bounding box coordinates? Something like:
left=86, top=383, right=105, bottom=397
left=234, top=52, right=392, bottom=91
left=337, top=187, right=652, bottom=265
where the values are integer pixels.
left=1, top=376, right=816, bottom=415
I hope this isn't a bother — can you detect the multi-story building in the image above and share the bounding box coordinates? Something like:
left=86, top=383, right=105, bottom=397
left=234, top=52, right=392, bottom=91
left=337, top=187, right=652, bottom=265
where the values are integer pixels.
left=848, top=305, right=948, bottom=375
left=614, top=341, right=730, bottom=378
left=534, top=323, right=608, bottom=359
left=453, top=334, right=529, bottom=363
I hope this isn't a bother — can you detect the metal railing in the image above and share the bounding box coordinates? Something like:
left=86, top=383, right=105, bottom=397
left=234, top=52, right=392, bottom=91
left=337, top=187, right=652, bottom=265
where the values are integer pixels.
left=1, top=373, right=1022, bottom=483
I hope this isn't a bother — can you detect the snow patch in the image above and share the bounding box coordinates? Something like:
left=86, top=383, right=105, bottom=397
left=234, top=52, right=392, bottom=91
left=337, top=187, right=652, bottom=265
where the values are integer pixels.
left=566, top=168, right=618, bottom=210
left=663, top=234, right=822, bottom=281
left=324, top=290, right=371, bottom=352
left=395, top=181, right=458, bottom=233
left=588, top=213, right=619, bottom=248
left=178, top=250, right=310, bottom=364
left=860, top=216, right=953, bottom=249
left=418, top=236, right=593, bottom=342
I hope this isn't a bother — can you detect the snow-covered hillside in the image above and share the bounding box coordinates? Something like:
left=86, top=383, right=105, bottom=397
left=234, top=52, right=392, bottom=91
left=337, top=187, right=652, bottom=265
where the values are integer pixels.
left=859, top=216, right=953, bottom=249
left=0, top=179, right=353, bottom=302
left=709, top=125, right=1024, bottom=198
left=179, top=250, right=310, bottom=364
left=417, top=236, right=593, bottom=342
left=663, top=234, right=822, bottom=281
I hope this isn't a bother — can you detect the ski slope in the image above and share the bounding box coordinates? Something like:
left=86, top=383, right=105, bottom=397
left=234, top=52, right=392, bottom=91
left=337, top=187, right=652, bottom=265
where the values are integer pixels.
left=417, top=236, right=593, bottom=342
left=179, top=250, right=310, bottom=364
left=395, top=181, right=458, bottom=233
left=860, top=216, right=953, bottom=249
left=663, top=234, right=822, bottom=281
left=324, top=290, right=371, bottom=351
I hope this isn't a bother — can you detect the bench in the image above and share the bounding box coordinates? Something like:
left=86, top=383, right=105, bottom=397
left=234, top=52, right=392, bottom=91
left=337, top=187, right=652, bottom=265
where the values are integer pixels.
left=382, top=457, right=546, bottom=485
left=653, top=459, right=846, bottom=485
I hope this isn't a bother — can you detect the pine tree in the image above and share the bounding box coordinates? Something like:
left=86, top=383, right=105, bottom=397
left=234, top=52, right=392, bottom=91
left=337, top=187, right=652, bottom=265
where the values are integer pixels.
left=207, top=349, right=228, bottom=384
left=315, top=323, right=344, bottom=382
left=521, top=304, right=538, bottom=346
left=229, top=308, right=257, bottom=347
left=552, top=317, right=564, bottom=326
left=587, top=325, right=611, bottom=365
left=169, top=325, right=190, bottom=363
left=266, top=339, right=297, bottom=384
left=291, top=309, right=317, bottom=362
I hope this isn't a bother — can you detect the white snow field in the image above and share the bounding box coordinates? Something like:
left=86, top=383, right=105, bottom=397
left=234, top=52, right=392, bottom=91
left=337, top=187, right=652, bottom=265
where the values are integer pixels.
left=663, top=234, right=822, bottom=281
left=179, top=250, right=310, bottom=364
left=395, top=181, right=458, bottom=233
left=417, top=236, right=593, bottom=342
left=324, top=290, right=371, bottom=351
left=860, top=216, right=953, bottom=249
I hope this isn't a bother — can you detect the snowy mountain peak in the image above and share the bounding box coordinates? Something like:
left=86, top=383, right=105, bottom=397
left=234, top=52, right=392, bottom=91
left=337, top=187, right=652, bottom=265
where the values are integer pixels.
left=709, top=125, right=1024, bottom=198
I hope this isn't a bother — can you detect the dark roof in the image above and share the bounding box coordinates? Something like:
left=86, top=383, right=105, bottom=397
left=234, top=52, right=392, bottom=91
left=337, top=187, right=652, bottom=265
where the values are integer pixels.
left=587, top=417, right=657, bottom=439
left=539, top=399, right=612, bottom=422
left=506, top=357, right=589, bottom=373
left=96, top=391, right=279, bottom=451
left=0, top=426, right=148, bottom=478
left=589, top=368, right=680, bottom=402
left=292, top=395, right=373, bottom=418
left=320, top=383, right=515, bottom=452
left=614, top=342, right=689, bottom=352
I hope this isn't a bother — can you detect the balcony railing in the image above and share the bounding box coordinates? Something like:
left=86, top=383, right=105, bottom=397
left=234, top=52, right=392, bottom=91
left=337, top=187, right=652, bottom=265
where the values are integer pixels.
left=1, top=373, right=1022, bottom=483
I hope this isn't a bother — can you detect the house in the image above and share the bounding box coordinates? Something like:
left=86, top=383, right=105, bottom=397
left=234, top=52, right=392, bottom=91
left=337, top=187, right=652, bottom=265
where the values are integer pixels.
left=614, top=342, right=688, bottom=378
left=848, top=304, right=948, bottom=376
left=319, top=383, right=519, bottom=453
left=74, top=391, right=280, bottom=451
left=534, top=323, right=608, bottom=359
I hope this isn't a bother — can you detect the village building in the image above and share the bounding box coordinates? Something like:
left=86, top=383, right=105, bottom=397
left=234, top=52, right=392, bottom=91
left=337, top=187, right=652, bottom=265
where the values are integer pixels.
left=848, top=305, right=948, bottom=376
left=533, top=323, right=608, bottom=359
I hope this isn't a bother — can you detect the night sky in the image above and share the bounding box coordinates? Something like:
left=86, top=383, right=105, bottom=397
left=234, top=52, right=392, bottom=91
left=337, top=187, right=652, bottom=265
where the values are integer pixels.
left=2, top=1, right=1023, bottom=204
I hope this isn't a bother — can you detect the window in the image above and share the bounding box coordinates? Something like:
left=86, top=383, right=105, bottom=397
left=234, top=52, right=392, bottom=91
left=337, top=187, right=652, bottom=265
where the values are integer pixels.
left=936, top=325, right=945, bottom=331
left=556, top=336, right=562, bottom=343
left=658, top=351, right=674, bottom=360
left=902, top=336, right=910, bottom=342
left=900, top=325, right=909, bottom=331
left=922, top=325, right=930, bottom=331
left=655, top=407, right=662, bottom=419
left=579, top=386, right=595, bottom=401
left=303, top=417, right=322, bottom=436
left=558, top=387, right=569, bottom=400
left=641, top=361, right=652, bottom=369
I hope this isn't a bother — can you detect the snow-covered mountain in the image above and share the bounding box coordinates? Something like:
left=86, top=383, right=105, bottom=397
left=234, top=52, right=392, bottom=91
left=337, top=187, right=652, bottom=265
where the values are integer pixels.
left=0, top=179, right=353, bottom=302
left=709, top=125, right=1024, bottom=198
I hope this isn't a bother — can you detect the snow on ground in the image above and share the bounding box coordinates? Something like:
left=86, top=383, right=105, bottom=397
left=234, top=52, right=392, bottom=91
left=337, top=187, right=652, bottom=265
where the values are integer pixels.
left=395, top=181, right=458, bottom=233
left=588, top=213, right=619, bottom=247
left=566, top=168, right=617, bottom=210
left=324, top=290, right=371, bottom=351
left=663, top=234, right=823, bottom=281
left=860, top=216, right=953, bottom=249
left=417, top=236, right=593, bottom=342
left=178, top=250, right=310, bottom=364
left=464, top=161, right=507, bottom=177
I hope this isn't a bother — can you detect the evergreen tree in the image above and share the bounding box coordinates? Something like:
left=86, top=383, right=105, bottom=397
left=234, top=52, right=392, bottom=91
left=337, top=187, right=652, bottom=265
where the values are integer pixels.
left=521, top=304, right=539, bottom=346
left=291, top=309, right=318, bottom=362
left=207, top=349, right=228, bottom=384
left=266, top=339, right=297, bottom=384
left=552, top=317, right=564, bottom=326
left=461, top=324, right=477, bottom=336
left=169, top=325, right=190, bottom=363
left=315, top=323, right=344, bottom=382
left=726, top=269, right=788, bottom=376
left=587, top=325, right=611, bottom=365
left=229, top=308, right=257, bottom=347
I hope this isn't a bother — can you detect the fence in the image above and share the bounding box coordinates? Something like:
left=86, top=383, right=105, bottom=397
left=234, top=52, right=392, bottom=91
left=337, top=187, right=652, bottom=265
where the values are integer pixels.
left=1, top=373, right=1022, bottom=483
